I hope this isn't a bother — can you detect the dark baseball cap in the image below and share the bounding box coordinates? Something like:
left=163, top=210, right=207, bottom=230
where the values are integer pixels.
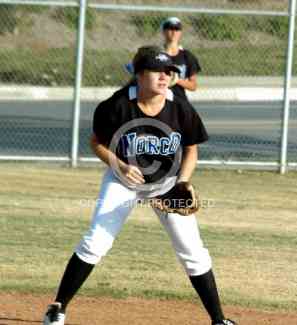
left=133, top=46, right=180, bottom=74
left=161, top=17, right=182, bottom=31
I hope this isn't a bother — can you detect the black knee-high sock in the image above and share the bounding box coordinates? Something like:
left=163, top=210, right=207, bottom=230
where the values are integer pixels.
left=189, top=269, right=224, bottom=323
left=55, top=253, right=95, bottom=313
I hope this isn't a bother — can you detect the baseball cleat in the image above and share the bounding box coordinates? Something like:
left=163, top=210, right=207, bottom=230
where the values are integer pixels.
left=43, top=302, right=65, bottom=325
left=212, top=319, right=237, bottom=325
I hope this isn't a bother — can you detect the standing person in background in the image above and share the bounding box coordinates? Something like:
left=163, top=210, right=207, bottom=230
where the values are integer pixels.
left=161, top=17, right=201, bottom=101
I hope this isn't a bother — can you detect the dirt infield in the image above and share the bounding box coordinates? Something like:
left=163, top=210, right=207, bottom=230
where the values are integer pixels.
left=1, top=293, right=297, bottom=325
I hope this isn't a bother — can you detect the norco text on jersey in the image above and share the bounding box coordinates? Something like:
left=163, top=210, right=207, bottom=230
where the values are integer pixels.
left=121, top=132, right=181, bottom=157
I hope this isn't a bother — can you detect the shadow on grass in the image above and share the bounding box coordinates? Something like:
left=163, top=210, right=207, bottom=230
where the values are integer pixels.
left=0, top=318, right=78, bottom=325
left=0, top=317, right=41, bottom=324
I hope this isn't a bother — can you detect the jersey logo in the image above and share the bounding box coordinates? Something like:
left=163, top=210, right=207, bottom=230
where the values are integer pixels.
left=176, top=64, right=186, bottom=79
left=121, top=132, right=181, bottom=157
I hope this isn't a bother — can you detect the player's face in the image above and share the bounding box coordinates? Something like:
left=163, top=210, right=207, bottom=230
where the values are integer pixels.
left=163, top=28, right=182, bottom=44
left=138, top=69, right=171, bottom=96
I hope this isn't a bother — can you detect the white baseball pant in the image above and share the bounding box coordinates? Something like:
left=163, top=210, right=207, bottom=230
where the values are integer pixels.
left=75, top=169, right=212, bottom=276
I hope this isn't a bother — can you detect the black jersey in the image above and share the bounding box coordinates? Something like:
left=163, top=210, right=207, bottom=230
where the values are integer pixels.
left=169, top=49, right=201, bottom=100
left=93, top=85, right=208, bottom=183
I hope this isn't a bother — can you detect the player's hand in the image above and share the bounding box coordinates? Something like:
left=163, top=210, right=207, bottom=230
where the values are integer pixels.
left=119, top=163, right=145, bottom=186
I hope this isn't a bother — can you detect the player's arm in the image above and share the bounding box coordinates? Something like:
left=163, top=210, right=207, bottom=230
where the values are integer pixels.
left=176, top=74, right=198, bottom=91
left=177, top=144, right=198, bottom=183
left=90, top=133, right=119, bottom=167
left=176, top=50, right=201, bottom=91
left=90, top=134, right=145, bottom=185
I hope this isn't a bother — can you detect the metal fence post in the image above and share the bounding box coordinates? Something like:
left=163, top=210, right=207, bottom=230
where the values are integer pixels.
left=71, top=0, right=87, bottom=167
left=280, top=0, right=296, bottom=174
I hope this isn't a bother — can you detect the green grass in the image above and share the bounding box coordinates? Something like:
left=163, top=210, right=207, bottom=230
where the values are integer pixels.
left=0, top=42, right=296, bottom=86
left=1, top=3, right=296, bottom=86
left=0, top=163, right=297, bottom=312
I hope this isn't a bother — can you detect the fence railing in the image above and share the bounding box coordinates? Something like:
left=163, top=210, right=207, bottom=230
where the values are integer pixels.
left=0, top=0, right=296, bottom=172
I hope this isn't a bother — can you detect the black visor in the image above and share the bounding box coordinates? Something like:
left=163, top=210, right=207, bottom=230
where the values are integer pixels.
left=161, top=17, right=182, bottom=31
left=162, top=22, right=182, bottom=31
left=133, top=51, right=180, bottom=75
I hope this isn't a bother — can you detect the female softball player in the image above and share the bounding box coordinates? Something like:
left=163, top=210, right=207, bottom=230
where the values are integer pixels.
left=43, top=46, right=237, bottom=325
left=161, top=17, right=201, bottom=101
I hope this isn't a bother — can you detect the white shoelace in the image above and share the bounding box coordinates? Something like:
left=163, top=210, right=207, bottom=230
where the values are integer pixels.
left=223, top=320, right=234, bottom=325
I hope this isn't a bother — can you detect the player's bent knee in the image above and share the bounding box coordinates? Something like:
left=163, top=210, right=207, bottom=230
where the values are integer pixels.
left=177, top=247, right=212, bottom=276
left=75, top=233, right=114, bottom=265
left=75, top=241, right=113, bottom=265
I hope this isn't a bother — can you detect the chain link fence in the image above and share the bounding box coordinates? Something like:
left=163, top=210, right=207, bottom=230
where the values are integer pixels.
left=0, top=0, right=296, bottom=170
left=0, top=4, right=292, bottom=87
left=0, top=2, right=78, bottom=158
left=0, top=4, right=78, bottom=86
left=81, top=10, right=292, bottom=84
left=93, top=0, right=289, bottom=12
left=287, top=9, right=297, bottom=165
